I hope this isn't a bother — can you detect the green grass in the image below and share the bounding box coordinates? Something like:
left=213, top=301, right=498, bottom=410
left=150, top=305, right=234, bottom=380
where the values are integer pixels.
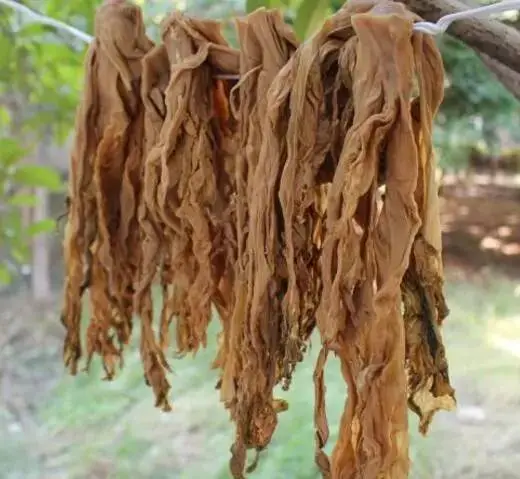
left=4, top=273, right=520, bottom=478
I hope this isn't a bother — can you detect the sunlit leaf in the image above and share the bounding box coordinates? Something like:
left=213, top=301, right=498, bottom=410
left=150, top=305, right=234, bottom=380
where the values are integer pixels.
left=293, top=0, right=330, bottom=40
left=246, top=0, right=269, bottom=12
left=8, top=193, right=38, bottom=207
left=26, top=218, right=56, bottom=236
left=13, top=164, right=63, bottom=191
left=0, top=264, right=12, bottom=285
left=0, top=138, right=26, bottom=167
left=245, top=0, right=291, bottom=10
left=0, top=106, right=10, bottom=127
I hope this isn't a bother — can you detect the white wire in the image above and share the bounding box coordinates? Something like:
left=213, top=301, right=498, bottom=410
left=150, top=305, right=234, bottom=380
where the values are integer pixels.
left=413, top=0, right=520, bottom=34
left=0, top=0, right=93, bottom=43
left=0, top=0, right=519, bottom=43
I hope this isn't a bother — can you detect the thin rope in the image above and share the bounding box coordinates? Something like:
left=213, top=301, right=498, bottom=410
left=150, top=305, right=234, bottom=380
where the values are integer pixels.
left=0, top=0, right=93, bottom=43
left=414, top=0, right=520, bottom=34
left=1, top=0, right=519, bottom=78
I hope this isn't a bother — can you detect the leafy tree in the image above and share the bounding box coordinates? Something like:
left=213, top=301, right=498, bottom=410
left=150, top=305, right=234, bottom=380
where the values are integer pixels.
left=435, top=36, right=518, bottom=165
left=0, top=1, right=97, bottom=285
left=0, top=135, right=62, bottom=284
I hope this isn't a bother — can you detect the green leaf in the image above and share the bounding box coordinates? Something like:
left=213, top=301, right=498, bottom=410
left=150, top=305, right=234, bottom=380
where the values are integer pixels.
left=0, top=138, right=26, bottom=167
left=0, top=106, right=10, bottom=127
left=11, top=245, right=29, bottom=264
left=246, top=0, right=269, bottom=12
left=13, top=164, right=63, bottom=191
left=293, top=0, right=330, bottom=40
left=26, top=218, right=56, bottom=236
left=0, top=264, right=11, bottom=285
left=8, top=193, right=38, bottom=207
left=245, top=0, right=291, bottom=11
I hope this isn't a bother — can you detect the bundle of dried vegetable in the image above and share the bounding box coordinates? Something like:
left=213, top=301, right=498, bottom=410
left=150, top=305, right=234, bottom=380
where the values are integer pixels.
left=218, top=9, right=300, bottom=476
left=136, top=11, right=240, bottom=410
left=60, top=1, right=456, bottom=477
left=61, top=1, right=153, bottom=380
left=227, top=0, right=455, bottom=477
left=305, top=1, right=456, bottom=477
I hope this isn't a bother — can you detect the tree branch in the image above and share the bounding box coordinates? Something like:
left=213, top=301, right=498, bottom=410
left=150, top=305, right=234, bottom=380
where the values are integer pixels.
left=478, top=51, right=520, bottom=101
left=404, top=0, right=520, bottom=98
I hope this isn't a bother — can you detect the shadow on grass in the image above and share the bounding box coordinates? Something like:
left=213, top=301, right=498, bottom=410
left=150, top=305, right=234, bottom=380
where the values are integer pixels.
left=2, top=273, right=520, bottom=478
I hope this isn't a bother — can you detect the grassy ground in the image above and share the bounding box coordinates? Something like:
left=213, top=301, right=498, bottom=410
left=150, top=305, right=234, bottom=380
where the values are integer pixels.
left=2, top=270, right=520, bottom=479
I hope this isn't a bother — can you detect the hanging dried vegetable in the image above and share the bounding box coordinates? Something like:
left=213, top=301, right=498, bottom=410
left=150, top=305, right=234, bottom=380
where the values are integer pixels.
left=61, top=1, right=153, bottom=380
left=60, top=1, right=456, bottom=478
left=219, top=9, right=300, bottom=476
left=305, top=2, right=456, bottom=477
left=137, top=11, right=240, bottom=410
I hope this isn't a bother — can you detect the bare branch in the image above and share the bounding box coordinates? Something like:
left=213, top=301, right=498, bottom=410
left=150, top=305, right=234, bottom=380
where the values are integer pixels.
left=404, top=0, right=520, bottom=73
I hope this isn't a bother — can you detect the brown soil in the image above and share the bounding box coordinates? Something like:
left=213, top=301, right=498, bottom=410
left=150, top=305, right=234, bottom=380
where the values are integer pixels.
left=441, top=180, right=520, bottom=278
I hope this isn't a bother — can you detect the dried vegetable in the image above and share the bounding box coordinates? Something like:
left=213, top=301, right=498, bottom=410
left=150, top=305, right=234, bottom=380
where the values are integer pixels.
left=60, top=1, right=456, bottom=477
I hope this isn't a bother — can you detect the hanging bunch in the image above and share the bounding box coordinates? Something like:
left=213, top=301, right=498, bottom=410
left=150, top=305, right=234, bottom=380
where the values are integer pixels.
left=134, top=11, right=240, bottom=410
left=61, top=0, right=153, bottom=380
left=218, top=10, right=301, bottom=475
left=305, top=2, right=456, bottom=476
left=60, top=1, right=456, bottom=478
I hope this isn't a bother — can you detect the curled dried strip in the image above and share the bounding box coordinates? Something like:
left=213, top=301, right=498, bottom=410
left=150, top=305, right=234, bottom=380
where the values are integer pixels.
left=136, top=43, right=170, bottom=354
left=403, top=31, right=456, bottom=436
left=61, top=45, right=98, bottom=375
left=402, top=238, right=455, bottom=435
left=225, top=10, right=299, bottom=477
left=146, top=12, right=238, bottom=359
left=61, top=2, right=153, bottom=379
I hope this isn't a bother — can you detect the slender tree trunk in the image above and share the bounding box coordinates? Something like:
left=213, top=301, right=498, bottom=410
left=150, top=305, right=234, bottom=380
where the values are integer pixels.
left=30, top=137, right=51, bottom=301
left=20, top=187, right=32, bottom=230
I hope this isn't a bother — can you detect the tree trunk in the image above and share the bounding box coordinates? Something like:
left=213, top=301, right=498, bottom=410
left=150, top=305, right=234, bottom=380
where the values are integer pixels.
left=30, top=134, right=52, bottom=301
left=20, top=187, right=31, bottom=230
left=31, top=186, right=51, bottom=300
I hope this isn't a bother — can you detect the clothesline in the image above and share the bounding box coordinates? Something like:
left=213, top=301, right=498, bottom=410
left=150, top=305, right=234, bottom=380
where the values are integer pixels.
left=413, top=0, right=520, bottom=33
left=0, top=0, right=519, bottom=80
left=0, top=0, right=94, bottom=43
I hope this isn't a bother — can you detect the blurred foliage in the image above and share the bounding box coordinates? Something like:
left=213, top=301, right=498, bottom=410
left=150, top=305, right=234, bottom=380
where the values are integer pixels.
left=0, top=0, right=93, bottom=283
left=439, top=37, right=515, bottom=123
left=0, top=132, right=62, bottom=285
left=0, top=1, right=96, bottom=141
left=435, top=36, right=519, bottom=167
